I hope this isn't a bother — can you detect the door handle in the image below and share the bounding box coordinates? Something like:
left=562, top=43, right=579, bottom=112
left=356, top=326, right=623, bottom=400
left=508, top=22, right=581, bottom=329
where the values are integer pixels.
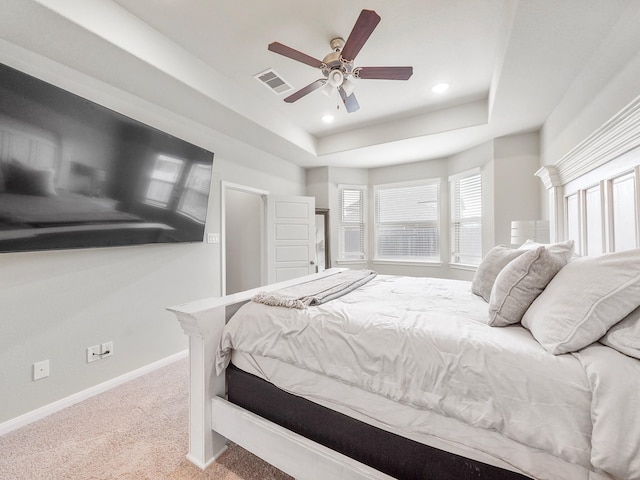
left=310, top=261, right=315, bottom=265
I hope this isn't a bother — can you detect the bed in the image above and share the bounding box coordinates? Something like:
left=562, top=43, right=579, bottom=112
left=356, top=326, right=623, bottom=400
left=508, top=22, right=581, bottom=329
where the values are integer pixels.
left=170, top=257, right=640, bottom=480
left=0, top=190, right=175, bottom=252
left=0, top=122, right=175, bottom=252
left=169, top=103, right=640, bottom=479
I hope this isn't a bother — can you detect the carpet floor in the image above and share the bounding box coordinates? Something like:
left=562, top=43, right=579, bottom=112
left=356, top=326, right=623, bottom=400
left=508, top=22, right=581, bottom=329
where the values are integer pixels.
left=0, top=358, right=293, bottom=480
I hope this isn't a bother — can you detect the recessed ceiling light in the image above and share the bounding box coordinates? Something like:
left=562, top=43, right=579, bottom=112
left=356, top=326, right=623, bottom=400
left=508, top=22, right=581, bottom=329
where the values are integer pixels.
left=322, top=114, right=335, bottom=124
left=431, top=83, right=449, bottom=94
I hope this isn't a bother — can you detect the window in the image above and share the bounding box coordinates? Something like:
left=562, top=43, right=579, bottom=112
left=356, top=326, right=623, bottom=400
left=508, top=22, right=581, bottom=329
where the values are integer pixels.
left=338, top=185, right=366, bottom=261
left=374, top=180, right=440, bottom=262
left=177, top=163, right=212, bottom=223
left=145, top=155, right=184, bottom=207
left=450, top=170, right=482, bottom=265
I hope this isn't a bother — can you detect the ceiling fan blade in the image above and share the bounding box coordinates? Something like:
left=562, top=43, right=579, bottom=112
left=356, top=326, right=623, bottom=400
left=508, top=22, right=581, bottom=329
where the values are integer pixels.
left=339, top=87, right=360, bottom=113
left=268, top=42, right=324, bottom=68
left=284, top=79, right=325, bottom=103
left=341, top=9, right=381, bottom=62
left=356, top=66, right=413, bottom=80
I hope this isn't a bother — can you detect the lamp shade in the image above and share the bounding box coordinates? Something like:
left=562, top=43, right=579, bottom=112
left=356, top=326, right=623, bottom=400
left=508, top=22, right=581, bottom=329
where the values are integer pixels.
left=511, top=220, right=550, bottom=245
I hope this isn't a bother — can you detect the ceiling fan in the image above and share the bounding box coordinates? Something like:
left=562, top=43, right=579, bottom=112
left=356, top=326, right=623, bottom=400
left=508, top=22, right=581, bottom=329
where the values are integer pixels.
left=268, top=9, right=413, bottom=113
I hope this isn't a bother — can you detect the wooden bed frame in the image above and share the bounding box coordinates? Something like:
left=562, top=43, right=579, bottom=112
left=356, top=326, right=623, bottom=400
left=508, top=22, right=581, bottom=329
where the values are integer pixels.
left=168, top=97, right=640, bottom=479
left=168, top=268, right=402, bottom=479
left=169, top=269, right=531, bottom=479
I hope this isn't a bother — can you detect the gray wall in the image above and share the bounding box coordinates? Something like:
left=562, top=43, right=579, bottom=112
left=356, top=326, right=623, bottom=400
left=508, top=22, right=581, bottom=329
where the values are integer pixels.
left=322, top=132, right=541, bottom=281
left=225, top=188, right=264, bottom=295
left=3, top=0, right=639, bottom=428
left=0, top=52, right=306, bottom=424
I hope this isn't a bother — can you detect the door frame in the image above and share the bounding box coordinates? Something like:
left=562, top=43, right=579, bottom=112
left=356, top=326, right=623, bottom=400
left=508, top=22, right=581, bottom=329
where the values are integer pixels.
left=315, top=208, right=331, bottom=270
left=221, top=181, right=269, bottom=296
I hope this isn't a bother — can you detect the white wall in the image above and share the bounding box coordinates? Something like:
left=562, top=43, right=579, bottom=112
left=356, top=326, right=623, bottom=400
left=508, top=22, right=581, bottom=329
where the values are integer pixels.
left=371, top=136, right=539, bottom=281
left=0, top=241, right=211, bottom=422
left=225, top=188, right=264, bottom=295
left=306, top=167, right=330, bottom=209
left=492, top=132, right=541, bottom=246
left=368, top=159, right=449, bottom=279
left=320, top=137, right=538, bottom=282
left=0, top=57, right=306, bottom=425
left=541, top=2, right=640, bottom=165
left=8, top=0, right=635, bottom=426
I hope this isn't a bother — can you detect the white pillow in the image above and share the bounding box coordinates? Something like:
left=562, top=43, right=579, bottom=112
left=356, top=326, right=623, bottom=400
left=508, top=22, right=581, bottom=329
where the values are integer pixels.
left=518, top=239, right=576, bottom=262
left=471, top=245, right=526, bottom=302
left=488, top=246, right=567, bottom=327
left=522, top=248, right=640, bottom=355
left=600, top=305, right=640, bottom=360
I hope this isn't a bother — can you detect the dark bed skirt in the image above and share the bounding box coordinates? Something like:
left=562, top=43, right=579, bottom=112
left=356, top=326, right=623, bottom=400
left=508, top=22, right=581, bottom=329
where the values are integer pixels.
left=227, top=363, right=530, bottom=480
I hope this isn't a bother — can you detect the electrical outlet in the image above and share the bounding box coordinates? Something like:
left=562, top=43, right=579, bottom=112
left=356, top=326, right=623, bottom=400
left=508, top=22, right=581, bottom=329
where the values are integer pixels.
left=87, top=344, right=101, bottom=363
left=33, top=360, right=49, bottom=380
left=101, top=341, right=113, bottom=358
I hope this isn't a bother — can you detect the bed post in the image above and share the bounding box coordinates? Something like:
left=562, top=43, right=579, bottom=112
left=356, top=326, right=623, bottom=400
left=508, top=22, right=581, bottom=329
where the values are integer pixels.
left=535, top=165, right=563, bottom=243
left=168, top=269, right=346, bottom=471
left=170, top=305, right=228, bottom=469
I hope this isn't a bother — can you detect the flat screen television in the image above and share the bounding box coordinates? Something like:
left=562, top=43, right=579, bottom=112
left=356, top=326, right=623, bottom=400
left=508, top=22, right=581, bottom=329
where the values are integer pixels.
left=0, top=62, right=214, bottom=254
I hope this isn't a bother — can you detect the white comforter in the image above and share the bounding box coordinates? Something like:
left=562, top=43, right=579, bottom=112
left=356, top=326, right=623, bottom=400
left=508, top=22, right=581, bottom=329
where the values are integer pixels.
left=575, top=344, right=640, bottom=480
left=216, top=275, right=635, bottom=479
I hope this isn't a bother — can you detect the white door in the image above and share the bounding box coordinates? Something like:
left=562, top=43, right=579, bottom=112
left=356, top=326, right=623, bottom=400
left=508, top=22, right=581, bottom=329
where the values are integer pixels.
left=266, top=195, right=316, bottom=284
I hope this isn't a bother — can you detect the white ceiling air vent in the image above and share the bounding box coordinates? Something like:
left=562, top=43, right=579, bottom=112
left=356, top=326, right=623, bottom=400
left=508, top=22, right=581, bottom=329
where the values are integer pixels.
left=254, top=68, right=293, bottom=95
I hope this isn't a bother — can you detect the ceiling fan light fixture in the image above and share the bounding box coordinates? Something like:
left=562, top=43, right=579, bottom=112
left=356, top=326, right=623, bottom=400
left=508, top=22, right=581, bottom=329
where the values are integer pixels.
left=342, top=78, right=356, bottom=97
left=327, top=69, right=344, bottom=88
left=321, top=81, right=336, bottom=97
left=432, top=83, right=450, bottom=94
left=267, top=9, right=413, bottom=113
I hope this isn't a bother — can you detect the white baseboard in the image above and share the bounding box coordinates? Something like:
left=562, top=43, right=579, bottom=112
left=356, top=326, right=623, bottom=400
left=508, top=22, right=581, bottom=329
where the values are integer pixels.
left=0, top=350, right=188, bottom=437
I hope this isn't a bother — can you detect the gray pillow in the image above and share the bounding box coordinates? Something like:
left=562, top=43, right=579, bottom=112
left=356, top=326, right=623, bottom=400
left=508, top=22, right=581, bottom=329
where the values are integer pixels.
left=4, top=159, right=56, bottom=196
left=471, top=245, right=526, bottom=302
left=518, top=239, right=576, bottom=262
left=600, top=306, right=640, bottom=360
left=522, top=248, right=640, bottom=355
left=488, top=246, right=567, bottom=327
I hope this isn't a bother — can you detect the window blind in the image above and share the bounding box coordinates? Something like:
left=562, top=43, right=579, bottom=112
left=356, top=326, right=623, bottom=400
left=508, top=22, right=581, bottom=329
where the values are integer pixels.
left=374, top=181, right=439, bottom=261
left=145, top=155, right=184, bottom=207
left=450, top=172, right=482, bottom=265
left=338, top=186, right=366, bottom=261
left=177, top=163, right=212, bottom=223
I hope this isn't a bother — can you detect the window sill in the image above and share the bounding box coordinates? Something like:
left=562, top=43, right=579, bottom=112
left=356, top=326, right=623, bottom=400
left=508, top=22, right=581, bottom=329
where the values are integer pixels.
left=449, top=263, right=479, bottom=272
left=335, top=259, right=368, bottom=265
left=373, top=259, right=443, bottom=268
